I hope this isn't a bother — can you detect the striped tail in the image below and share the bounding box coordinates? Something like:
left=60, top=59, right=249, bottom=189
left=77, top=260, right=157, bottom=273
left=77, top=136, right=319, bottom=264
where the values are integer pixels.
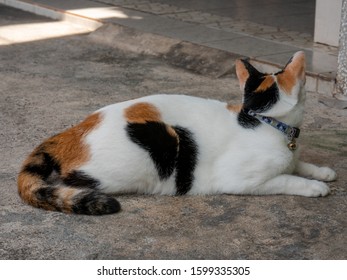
left=17, top=143, right=121, bottom=215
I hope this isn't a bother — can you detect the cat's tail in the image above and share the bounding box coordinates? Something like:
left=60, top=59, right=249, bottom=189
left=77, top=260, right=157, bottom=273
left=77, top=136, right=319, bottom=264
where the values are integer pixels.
left=17, top=142, right=121, bottom=215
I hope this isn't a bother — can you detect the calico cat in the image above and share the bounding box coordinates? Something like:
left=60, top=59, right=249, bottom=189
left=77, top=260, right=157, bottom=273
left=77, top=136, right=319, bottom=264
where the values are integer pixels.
left=18, top=51, right=337, bottom=215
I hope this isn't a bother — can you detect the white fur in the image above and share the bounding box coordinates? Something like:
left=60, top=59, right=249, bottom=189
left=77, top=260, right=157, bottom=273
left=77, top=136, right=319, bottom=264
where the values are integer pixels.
left=79, top=91, right=335, bottom=198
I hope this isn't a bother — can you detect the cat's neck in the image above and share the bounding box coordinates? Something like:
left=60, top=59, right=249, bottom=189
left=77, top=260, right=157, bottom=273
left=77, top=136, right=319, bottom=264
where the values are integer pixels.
left=237, top=99, right=305, bottom=130
left=276, top=89, right=306, bottom=127
left=279, top=103, right=305, bottom=127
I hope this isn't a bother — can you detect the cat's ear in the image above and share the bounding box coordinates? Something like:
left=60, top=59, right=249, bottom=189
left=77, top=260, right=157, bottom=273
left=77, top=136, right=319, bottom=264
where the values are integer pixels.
left=276, top=51, right=306, bottom=94
left=235, top=59, right=261, bottom=90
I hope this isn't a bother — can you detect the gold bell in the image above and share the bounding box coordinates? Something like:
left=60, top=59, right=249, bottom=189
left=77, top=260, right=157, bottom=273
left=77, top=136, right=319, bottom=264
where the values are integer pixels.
left=288, top=141, right=297, bottom=151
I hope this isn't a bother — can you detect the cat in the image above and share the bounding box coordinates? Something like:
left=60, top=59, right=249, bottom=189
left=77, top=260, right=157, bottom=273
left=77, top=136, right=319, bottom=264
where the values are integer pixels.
left=17, top=51, right=337, bottom=215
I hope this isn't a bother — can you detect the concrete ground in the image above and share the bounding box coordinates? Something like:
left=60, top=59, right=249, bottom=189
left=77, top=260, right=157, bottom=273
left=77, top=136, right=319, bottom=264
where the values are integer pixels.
left=0, top=6, right=347, bottom=259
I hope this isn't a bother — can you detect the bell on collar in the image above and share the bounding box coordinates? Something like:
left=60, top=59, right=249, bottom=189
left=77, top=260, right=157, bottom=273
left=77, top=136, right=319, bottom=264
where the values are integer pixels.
left=288, top=141, right=297, bottom=151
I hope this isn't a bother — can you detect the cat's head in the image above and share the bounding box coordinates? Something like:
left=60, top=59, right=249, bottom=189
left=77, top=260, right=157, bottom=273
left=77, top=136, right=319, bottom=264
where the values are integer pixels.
left=235, top=51, right=306, bottom=118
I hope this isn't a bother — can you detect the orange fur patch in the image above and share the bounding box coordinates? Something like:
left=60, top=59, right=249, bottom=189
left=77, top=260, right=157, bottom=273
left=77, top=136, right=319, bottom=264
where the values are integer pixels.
left=124, top=102, right=162, bottom=123
left=255, top=75, right=274, bottom=93
left=227, top=103, right=243, bottom=113
left=276, top=72, right=295, bottom=94
left=277, top=52, right=305, bottom=94
left=17, top=172, right=59, bottom=211
left=44, top=112, right=102, bottom=176
left=289, top=52, right=306, bottom=81
left=235, top=60, right=249, bottom=89
left=17, top=172, right=42, bottom=205
left=58, top=187, right=79, bottom=213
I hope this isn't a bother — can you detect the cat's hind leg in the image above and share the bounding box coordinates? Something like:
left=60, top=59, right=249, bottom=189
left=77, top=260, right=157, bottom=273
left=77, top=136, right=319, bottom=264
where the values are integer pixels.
left=255, top=174, right=330, bottom=197
left=294, top=161, right=337, bottom=182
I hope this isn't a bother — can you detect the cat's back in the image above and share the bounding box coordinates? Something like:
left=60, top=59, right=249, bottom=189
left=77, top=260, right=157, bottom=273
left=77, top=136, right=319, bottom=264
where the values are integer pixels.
left=97, top=94, right=236, bottom=133
left=96, top=94, right=237, bottom=149
left=99, top=94, right=228, bottom=119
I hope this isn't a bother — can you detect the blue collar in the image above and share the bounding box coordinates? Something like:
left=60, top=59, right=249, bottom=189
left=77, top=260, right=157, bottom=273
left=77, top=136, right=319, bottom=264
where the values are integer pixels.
left=247, top=109, right=300, bottom=150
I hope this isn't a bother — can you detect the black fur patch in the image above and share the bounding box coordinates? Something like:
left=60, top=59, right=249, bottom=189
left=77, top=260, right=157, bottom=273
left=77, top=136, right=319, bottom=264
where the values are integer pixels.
left=34, top=187, right=62, bottom=211
left=241, top=59, right=278, bottom=110
left=35, top=187, right=58, bottom=202
left=126, top=122, right=198, bottom=195
left=237, top=109, right=261, bottom=129
left=72, top=190, right=121, bottom=215
left=243, top=82, right=279, bottom=113
left=63, top=171, right=100, bottom=188
left=173, top=126, right=198, bottom=195
left=23, top=150, right=61, bottom=180
left=126, top=121, right=178, bottom=180
left=238, top=68, right=279, bottom=129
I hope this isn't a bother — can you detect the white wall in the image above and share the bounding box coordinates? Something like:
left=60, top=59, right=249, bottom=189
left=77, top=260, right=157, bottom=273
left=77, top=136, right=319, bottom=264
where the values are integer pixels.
left=314, top=0, right=343, bottom=46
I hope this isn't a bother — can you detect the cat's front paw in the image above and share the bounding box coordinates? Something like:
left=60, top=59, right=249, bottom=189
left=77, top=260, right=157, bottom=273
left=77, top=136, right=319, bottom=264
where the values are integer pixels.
left=318, top=167, right=337, bottom=182
left=304, top=181, right=330, bottom=197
